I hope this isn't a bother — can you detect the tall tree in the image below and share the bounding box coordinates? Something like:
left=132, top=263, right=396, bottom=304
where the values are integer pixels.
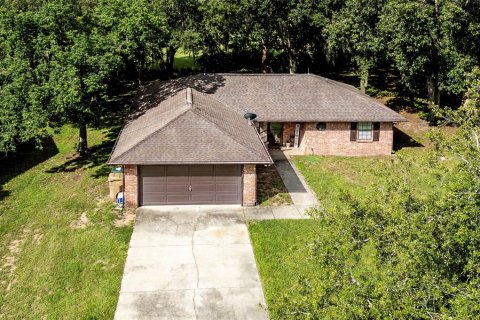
left=96, top=0, right=169, bottom=85
left=326, top=0, right=386, bottom=92
left=154, top=0, right=201, bottom=77
left=0, top=7, right=49, bottom=154
left=380, top=0, right=480, bottom=104
left=274, top=0, right=327, bottom=73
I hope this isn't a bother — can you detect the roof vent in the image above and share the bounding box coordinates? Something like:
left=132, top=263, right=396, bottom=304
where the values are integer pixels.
left=244, top=112, right=257, bottom=125
left=186, top=87, right=193, bottom=105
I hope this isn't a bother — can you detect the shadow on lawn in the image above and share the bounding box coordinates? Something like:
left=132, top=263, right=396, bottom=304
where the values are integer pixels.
left=0, top=136, right=59, bottom=202
left=45, top=127, right=120, bottom=179
left=393, top=127, right=424, bottom=151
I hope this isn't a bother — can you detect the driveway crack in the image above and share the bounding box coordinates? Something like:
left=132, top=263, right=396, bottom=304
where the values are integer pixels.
left=192, top=219, right=199, bottom=319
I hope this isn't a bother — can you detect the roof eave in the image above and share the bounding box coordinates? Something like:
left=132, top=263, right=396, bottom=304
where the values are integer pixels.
left=256, top=118, right=408, bottom=123
left=107, top=160, right=273, bottom=166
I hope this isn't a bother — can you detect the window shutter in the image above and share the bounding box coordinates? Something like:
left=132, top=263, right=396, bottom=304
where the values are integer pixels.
left=350, top=123, right=357, bottom=141
left=373, top=122, right=380, bottom=141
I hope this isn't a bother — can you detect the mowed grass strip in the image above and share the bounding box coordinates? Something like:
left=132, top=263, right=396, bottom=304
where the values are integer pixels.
left=0, top=126, right=132, bottom=319
left=249, top=220, right=323, bottom=319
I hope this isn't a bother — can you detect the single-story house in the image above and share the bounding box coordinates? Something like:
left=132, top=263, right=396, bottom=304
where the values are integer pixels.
left=108, top=73, right=406, bottom=208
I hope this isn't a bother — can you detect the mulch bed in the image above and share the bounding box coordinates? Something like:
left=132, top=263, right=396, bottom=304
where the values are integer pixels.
left=257, top=164, right=293, bottom=206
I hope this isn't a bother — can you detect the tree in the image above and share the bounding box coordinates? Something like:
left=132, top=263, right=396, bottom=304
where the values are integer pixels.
left=154, top=0, right=201, bottom=77
left=0, top=5, right=51, bottom=154
left=326, top=0, right=386, bottom=92
left=96, top=0, right=169, bottom=85
left=380, top=0, right=480, bottom=104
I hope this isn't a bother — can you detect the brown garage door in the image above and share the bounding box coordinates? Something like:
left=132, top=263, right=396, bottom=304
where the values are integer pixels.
left=139, top=165, right=242, bottom=205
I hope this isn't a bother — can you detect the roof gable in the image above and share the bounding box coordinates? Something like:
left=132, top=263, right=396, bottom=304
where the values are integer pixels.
left=109, top=88, right=272, bottom=165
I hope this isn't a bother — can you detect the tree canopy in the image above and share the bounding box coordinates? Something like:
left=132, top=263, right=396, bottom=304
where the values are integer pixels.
left=0, top=0, right=479, bottom=154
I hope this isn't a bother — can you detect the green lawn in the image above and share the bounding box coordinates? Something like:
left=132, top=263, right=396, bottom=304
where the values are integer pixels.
left=0, top=126, right=132, bottom=319
left=249, top=220, right=324, bottom=319
left=173, top=48, right=201, bottom=71
left=292, top=147, right=455, bottom=214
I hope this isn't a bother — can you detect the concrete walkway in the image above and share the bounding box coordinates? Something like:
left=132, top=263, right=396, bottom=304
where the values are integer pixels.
left=269, top=150, right=318, bottom=209
left=115, top=206, right=269, bottom=320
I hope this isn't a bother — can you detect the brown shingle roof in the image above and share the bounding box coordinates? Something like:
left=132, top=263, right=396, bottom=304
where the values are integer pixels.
left=108, top=89, right=272, bottom=165
left=135, top=73, right=406, bottom=123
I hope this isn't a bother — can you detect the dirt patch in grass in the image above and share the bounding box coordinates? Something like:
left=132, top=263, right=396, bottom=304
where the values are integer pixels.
left=113, top=208, right=136, bottom=227
left=257, top=165, right=292, bottom=206
left=70, top=212, right=91, bottom=229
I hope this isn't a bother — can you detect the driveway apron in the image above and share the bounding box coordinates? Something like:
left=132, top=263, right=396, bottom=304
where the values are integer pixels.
left=115, top=206, right=269, bottom=320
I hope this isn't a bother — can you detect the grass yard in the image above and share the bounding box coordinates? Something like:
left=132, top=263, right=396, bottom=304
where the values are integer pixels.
left=0, top=126, right=132, bottom=319
left=173, top=48, right=201, bottom=71
left=292, top=149, right=455, bottom=214
left=249, top=220, right=323, bottom=319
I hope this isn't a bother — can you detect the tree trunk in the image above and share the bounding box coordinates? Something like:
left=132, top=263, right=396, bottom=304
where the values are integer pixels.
left=77, top=123, right=88, bottom=156
left=261, top=39, right=269, bottom=73
left=288, top=50, right=297, bottom=74
left=427, top=74, right=440, bottom=105
left=138, top=68, right=142, bottom=86
left=360, top=68, right=369, bottom=93
left=166, top=46, right=176, bottom=78
left=426, top=73, right=441, bottom=124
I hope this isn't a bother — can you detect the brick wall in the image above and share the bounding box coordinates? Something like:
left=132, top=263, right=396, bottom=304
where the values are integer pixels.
left=299, top=122, right=393, bottom=156
left=282, top=122, right=296, bottom=146
left=124, top=165, right=138, bottom=208
left=242, top=164, right=257, bottom=206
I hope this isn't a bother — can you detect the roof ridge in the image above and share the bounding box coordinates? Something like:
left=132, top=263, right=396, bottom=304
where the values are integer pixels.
left=190, top=91, right=269, bottom=159
left=109, top=103, right=190, bottom=163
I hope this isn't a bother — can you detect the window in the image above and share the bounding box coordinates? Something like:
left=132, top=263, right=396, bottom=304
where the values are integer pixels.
left=357, top=122, right=373, bottom=141
left=316, top=122, right=327, bottom=131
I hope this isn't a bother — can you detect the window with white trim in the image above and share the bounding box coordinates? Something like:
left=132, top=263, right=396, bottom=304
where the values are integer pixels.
left=357, top=122, right=373, bottom=141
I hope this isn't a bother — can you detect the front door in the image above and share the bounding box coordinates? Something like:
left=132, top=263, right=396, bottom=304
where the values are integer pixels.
left=267, top=122, right=283, bottom=146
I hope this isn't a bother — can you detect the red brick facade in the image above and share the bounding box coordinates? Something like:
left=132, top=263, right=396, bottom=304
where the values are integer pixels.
left=124, top=165, right=138, bottom=208
left=242, top=164, right=257, bottom=206
left=282, top=122, right=296, bottom=147
left=274, top=122, right=393, bottom=156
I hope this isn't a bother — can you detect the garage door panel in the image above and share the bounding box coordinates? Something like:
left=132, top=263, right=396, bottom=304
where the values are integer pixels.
left=166, top=165, right=190, bottom=175
left=166, top=176, right=189, bottom=184
left=215, top=175, right=240, bottom=182
left=191, top=182, right=215, bottom=191
left=191, top=193, right=216, bottom=202
left=166, top=194, right=191, bottom=203
left=167, top=185, right=190, bottom=193
left=190, top=175, right=215, bottom=182
left=142, top=184, right=167, bottom=192
left=142, top=193, right=167, bottom=205
left=216, top=194, right=239, bottom=203
left=140, top=165, right=242, bottom=205
left=216, top=184, right=239, bottom=192
left=143, top=175, right=167, bottom=182
left=190, top=165, right=214, bottom=175
left=215, top=165, right=241, bottom=175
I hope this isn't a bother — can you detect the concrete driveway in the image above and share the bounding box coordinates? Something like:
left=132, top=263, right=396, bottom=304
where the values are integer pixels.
left=115, top=206, right=269, bottom=320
